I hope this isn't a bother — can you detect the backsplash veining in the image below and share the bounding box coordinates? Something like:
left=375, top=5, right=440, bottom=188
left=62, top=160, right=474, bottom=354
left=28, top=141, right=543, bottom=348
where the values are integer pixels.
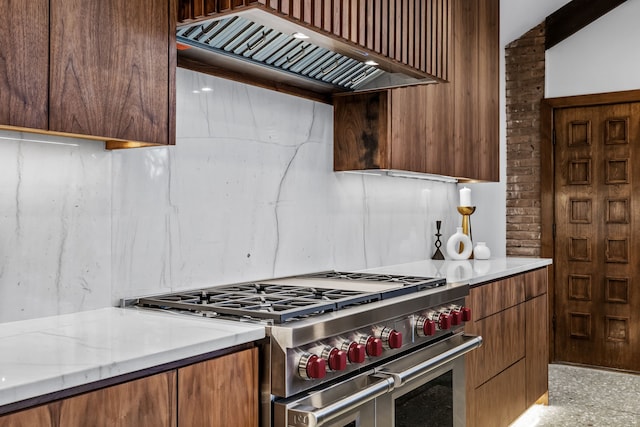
left=0, top=68, right=458, bottom=322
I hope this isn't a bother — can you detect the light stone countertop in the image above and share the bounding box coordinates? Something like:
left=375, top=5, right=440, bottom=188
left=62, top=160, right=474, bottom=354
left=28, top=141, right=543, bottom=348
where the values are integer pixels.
left=0, top=307, right=265, bottom=408
left=0, top=257, right=550, bottom=411
left=364, top=257, right=552, bottom=286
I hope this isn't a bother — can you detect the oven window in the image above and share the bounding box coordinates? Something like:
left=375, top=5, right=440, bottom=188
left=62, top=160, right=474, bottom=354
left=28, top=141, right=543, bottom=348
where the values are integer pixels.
left=395, top=370, right=453, bottom=427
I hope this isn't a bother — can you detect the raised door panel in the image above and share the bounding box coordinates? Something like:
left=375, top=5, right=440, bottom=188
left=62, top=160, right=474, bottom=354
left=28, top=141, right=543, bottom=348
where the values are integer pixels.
left=59, top=371, right=177, bottom=427
left=50, top=0, right=175, bottom=146
left=526, top=294, right=549, bottom=405
left=466, top=304, right=525, bottom=388
left=178, top=348, right=259, bottom=427
left=0, top=405, right=56, bottom=427
left=470, top=359, right=526, bottom=427
left=0, top=0, right=48, bottom=130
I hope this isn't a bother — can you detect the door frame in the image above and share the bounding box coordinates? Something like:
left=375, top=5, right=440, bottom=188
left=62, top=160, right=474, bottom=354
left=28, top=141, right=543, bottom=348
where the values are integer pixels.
left=540, top=89, right=640, bottom=362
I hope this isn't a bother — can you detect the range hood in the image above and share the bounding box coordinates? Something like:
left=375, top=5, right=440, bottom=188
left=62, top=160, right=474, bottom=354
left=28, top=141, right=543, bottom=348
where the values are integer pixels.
left=176, top=9, right=437, bottom=94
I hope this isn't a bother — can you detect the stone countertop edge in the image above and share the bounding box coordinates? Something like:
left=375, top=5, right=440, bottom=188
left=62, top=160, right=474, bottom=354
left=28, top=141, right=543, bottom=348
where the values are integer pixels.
left=0, top=307, right=266, bottom=408
left=362, top=257, right=553, bottom=287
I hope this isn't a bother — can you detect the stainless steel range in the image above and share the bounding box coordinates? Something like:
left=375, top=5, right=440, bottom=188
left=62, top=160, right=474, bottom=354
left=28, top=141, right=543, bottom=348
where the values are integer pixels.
left=128, top=271, right=482, bottom=427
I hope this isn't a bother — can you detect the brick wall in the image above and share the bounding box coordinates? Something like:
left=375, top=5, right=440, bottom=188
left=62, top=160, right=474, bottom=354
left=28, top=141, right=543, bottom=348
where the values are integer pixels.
left=505, top=23, right=545, bottom=257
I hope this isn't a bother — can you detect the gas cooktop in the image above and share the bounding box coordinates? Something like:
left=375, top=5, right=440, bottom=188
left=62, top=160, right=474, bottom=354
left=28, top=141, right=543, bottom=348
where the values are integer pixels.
left=132, top=271, right=446, bottom=324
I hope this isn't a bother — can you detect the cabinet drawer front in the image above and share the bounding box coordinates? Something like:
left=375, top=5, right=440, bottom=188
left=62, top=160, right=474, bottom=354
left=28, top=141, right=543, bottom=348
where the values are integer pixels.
left=471, top=359, right=526, bottom=427
left=466, top=304, right=525, bottom=388
left=470, top=276, right=525, bottom=320
left=524, top=267, right=548, bottom=300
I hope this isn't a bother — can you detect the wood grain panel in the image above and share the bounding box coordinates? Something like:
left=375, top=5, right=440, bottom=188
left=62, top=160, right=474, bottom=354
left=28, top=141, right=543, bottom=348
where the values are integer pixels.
left=0, top=0, right=48, bottom=130
left=471, top=274, right=525, bottom=321
left=526, top=294, right=549, bottom=406
left=0, top=405, right=56, bottom=427
left=554, top=102, right=640, bottom=371
left=59, top=371, right=177, bottom=427
left=523, top=267, right=548, bottom=300
left=50, top=0, right=174, bottom=145
left=178, top=348, right=258, bottom=427
left=389, top=87, right=427, bottom=172
left=466, top=305, right=526, bottom=388
left=333, top=92, right=389, bottom=170
left=470, top=360, right=526, bottom=427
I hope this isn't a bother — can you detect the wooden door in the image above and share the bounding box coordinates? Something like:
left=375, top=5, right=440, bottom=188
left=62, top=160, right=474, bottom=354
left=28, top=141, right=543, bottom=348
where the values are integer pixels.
left=554, top=102, right=640, bottom=371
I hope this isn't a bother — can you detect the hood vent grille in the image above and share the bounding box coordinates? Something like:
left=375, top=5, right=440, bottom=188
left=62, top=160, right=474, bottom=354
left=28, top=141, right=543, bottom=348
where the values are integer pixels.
left=177, top=15, right=385, bottom=91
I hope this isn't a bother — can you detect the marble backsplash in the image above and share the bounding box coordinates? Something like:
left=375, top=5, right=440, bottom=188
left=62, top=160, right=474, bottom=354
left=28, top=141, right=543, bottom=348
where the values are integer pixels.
left=0, top=68, right=458, bottom=322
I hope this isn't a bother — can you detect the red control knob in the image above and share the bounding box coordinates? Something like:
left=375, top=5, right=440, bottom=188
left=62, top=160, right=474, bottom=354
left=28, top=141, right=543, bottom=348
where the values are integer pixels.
left=323, top=347, right=347, bottom=371
left=387, top=330, right=402, bottom=348
left=416, top=317, right=437, bottom=337
left=341, top=341, right=366, bottom=364
left=439, top=313, right=451, bottom=330
left=450, top=309, right=462, bottom=326
left=298, top=354, right=326, bottom=380
left=461, top=307, right=472, bottom=322
left=359, top=336, right=383, bottom=357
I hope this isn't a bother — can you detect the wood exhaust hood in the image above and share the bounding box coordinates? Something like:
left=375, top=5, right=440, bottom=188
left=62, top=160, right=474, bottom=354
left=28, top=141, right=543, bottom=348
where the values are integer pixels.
left=176, top=8, right=439, bottom=97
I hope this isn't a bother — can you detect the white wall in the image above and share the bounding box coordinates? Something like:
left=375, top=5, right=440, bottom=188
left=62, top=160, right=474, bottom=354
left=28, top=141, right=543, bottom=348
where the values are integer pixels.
left=0, top=70, right=459, bottom=323
left=546, top=0, right=640, bottom=97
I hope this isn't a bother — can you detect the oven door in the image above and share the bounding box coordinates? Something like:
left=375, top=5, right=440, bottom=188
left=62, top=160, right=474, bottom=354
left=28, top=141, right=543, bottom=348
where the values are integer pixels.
left=273, top=333, right=482, bottom=427
left=376, top=333, right=481, bottom=427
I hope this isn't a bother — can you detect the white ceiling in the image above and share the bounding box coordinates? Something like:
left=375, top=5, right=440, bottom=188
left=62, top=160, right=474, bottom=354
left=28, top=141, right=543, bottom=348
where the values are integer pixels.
left=500, top=0, right=572, bottom=46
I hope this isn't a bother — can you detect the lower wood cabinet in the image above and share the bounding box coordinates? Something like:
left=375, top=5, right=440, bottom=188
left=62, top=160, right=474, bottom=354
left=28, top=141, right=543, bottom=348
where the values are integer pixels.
left=465, top=267, right=549, bottom=427
left=0, top=371, right=176, bottom=427
left=178, top=347, right=259, bottom=427
left=0, top=347, right=258, bottom=427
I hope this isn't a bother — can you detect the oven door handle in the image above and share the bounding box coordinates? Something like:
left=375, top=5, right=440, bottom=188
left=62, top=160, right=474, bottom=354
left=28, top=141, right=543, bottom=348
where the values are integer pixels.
left=286, top=376, right=394, bottom=427
left=381, top=334, right=482, bottom=388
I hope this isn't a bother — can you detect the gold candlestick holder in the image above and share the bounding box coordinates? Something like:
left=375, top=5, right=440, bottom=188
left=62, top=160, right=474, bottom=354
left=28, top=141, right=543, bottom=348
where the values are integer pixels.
left=457, top=206, right=476, bottom=258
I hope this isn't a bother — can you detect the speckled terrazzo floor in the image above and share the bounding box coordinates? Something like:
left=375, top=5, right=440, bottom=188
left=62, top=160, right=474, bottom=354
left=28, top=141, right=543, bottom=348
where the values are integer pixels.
left=510, top=364, right=640, bottom=427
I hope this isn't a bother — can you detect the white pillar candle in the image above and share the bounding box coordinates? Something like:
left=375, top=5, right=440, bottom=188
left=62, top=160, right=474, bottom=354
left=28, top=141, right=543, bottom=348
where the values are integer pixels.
left=459, top=187, right=471, bottom=206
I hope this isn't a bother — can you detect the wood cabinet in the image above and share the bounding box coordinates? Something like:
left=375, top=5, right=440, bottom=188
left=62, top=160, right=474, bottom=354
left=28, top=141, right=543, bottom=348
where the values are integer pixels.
left=0, top=348, right=258, bottom=427
left=177, top=0, right=451, bottom=81
left=178, top=347, right=259, bottom=427
left=0, top=0, right=176, bottom=148
left=0, top=0, right=49, bottom=131
left=333, top=0, right=499, bottom=181
left=0, top=371, right=176, bottom=427
left=465, top=267, right=549, bottom=427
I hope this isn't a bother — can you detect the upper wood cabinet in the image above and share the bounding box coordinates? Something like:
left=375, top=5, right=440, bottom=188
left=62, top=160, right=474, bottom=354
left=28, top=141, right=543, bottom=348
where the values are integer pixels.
left=177, top=0, right=451, bottom=82
left=0, top=1, right=49, bottom=131
left=333, top=0, right=499, bottom=181
left=0, top=0, right=176, bottom=148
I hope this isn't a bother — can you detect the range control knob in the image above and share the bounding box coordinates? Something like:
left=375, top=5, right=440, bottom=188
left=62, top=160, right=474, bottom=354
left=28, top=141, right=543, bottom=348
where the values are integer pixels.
left=297, top=353, right=326, bottom=380
left=377, top=327, right=403, bottom=349
left=358, top=335, right=383, bottom=357
left=321, top=346, right=347, bottom=371
left=427, top=310, right=451, bottom=330
left=416, top=316, right=437, bottom=337
left=449, top=307, right=462, bottom=326
left=340, top=341, right=366, bottom=364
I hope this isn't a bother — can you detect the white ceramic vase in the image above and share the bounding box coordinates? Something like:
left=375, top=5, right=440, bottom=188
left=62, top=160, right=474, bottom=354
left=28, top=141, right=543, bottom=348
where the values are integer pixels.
left=473, top=242, right=491, bottom=260
left=446, top=227, right=472, bottom=260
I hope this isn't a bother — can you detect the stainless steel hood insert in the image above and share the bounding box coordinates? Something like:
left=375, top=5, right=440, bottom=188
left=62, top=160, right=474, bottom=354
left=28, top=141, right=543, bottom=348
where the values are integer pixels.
left=177, top=10, right=436, bottom=93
